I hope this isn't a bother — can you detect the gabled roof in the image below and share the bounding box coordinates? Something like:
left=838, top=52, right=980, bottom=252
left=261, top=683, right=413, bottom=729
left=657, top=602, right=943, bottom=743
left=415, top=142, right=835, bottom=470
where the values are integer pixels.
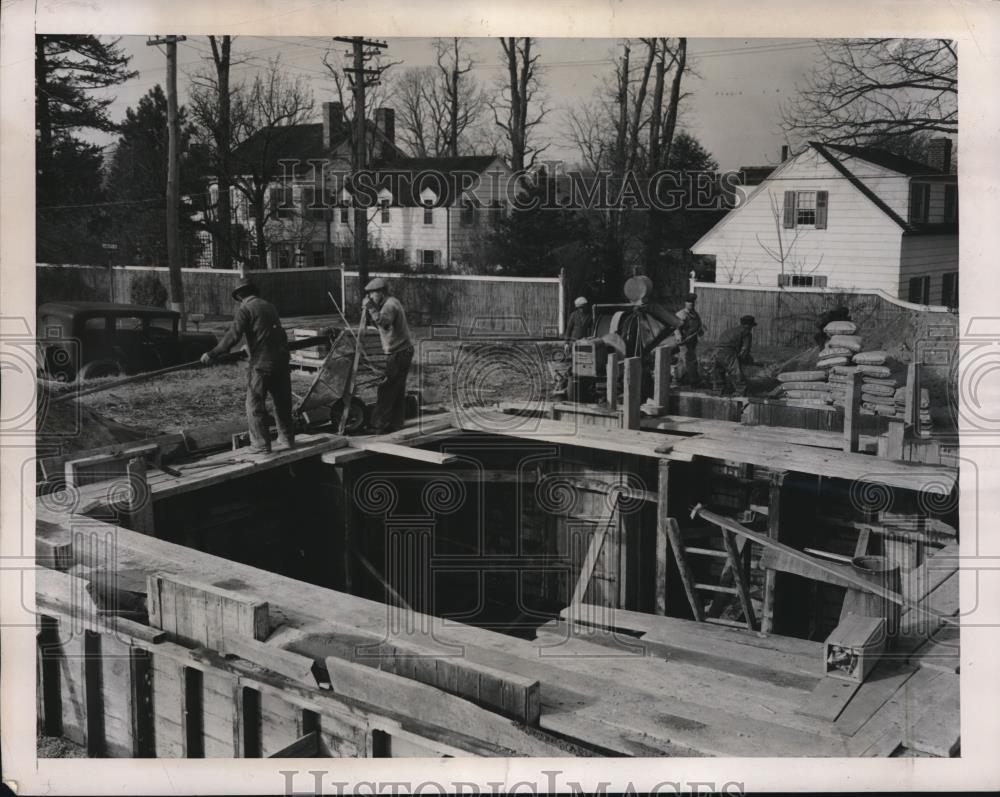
left=384, top=155, right=503, bottom=174
left=819, top=143, right=945, bottom=177
left=231, top=120, right=404, bottom=173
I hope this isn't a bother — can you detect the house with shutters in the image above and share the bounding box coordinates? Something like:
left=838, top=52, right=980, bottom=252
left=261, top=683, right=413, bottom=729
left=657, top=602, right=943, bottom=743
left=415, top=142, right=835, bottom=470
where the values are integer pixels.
left=691, top=138, right=958, bottom=306
left=198, top=100, right=515, bottom=271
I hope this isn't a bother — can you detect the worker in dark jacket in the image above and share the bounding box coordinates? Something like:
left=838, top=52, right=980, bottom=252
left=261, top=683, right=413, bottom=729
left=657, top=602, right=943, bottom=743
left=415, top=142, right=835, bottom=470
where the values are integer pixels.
left=553, top=297, right=592, bottom=397
left=674, top=292, right=704, bottom=386
left=201, top=278, right=294, bottom=453
left=363, top=277, right=414, bottom=434
left=711, top=314, right=756, bottom=397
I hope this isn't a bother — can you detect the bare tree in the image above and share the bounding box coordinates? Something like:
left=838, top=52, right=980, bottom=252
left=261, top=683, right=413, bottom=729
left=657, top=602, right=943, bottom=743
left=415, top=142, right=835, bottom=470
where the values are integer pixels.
left=192, top=57, right=314, bottom=269
left=782, top=38, right=957, bottom=148
left=393, top=67, right=437, bottom=157
left=495, top=37, right=549, bottom=171
left=434, top=38, right=486, bottom=157
left=755, top=193, right=824, bottom=278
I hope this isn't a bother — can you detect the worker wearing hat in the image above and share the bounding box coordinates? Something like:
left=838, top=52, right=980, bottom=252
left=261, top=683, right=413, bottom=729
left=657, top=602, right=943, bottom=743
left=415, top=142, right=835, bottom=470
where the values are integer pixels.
left=553, top=296, right=593, bottom=397
left=673, top=292, right=704, bottom=387
left=201, top=277, right=295, bottom=453
left=362, top=277, right=414, bottom=433
left=711, top=314, right=756, bottom=397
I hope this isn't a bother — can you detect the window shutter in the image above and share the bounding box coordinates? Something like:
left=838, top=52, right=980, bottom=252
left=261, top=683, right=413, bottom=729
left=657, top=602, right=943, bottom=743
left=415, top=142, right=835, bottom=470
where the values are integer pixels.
left=815, top=191, right=828, bottom=229
left=782, top=191, right=796, bottom=228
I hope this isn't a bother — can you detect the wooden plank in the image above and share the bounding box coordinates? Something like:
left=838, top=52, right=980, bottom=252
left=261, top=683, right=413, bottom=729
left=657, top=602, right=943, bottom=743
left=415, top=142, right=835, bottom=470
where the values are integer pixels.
left=720, top=528, right=756, bottom=629
left=37, top=520, right=74, bottom=571
left=222, top=636, right=317, bottom=686
left=654, top=460, right=669, bottom=615
left=65, top=444, right=160, bottom=488
left=125, top=456, right=155, bottom=535
left=323, top=657, right=565, bottom=756
left=606, top=351, right=619, bottom=411
left=84, top=630, right=105, bottom=756
left=833, top=662, right=917, bottom=736
left=902, top=671, right=959, bottom=756
left=662, top=517, right=704, bottom=621
left=623, top=356, right=642, bottom=430
left=146, top=572, right=269, bottom=650
left=268, top=729, right=319, bottom=758
left=568, top=501, right=616, bottom=608
left=761, top=548, right=856, bottom=589
left=352, top=441, right=457, bottom=465
left=796, top=676, right=862, bottom=722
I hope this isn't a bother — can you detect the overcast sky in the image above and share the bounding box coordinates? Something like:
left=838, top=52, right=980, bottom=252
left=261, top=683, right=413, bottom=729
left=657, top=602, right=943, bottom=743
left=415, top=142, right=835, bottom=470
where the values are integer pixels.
left=91, top=36, right=824, bottom=171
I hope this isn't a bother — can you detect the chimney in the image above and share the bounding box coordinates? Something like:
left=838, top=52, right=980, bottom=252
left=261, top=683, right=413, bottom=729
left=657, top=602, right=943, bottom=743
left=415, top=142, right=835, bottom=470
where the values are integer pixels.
left=927, top=137, right=953, bottom=173
left=780, top=145, right=789, bottom=162
left=374, top=107, right=395, bottom=159
left=322, top=101, right=344, bottom=149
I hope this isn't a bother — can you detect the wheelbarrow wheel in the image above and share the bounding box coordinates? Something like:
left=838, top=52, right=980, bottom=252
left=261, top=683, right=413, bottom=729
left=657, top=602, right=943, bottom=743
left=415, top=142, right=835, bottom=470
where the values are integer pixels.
left=330, top=396, right=368, bottom=434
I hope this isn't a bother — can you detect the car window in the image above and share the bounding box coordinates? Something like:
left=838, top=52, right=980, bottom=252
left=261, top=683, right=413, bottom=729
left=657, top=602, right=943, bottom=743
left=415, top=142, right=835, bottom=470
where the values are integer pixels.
left=115, top=317, right=143, bottom=331
left=146, top=316, right=176, bottom=334
left=83, top=317, right=108, bottom=331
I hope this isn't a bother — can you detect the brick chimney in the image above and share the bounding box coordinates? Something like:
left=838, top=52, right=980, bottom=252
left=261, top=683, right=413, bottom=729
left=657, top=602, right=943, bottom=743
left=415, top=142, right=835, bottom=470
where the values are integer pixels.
left=322, top=101, right=345, bottom=149
left=927, top=137, right=953, bottom=173
left=374, top=107, right=395, bottom=158
left=780, top=145, right=789, bottom=161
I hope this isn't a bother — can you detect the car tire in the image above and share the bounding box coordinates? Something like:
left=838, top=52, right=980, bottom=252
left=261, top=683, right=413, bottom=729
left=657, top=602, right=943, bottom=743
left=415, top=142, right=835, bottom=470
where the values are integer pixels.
left=78, top=360, right=123, bottom=382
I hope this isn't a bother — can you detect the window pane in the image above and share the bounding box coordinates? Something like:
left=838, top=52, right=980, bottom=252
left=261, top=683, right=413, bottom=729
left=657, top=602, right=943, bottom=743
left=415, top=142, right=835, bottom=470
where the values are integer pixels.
left=796, top=191, right=816, bottom=225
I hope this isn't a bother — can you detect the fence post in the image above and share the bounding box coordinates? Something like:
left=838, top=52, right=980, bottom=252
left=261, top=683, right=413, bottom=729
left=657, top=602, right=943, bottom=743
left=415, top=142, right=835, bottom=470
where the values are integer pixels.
left=558, top=267, right=566, bottom=337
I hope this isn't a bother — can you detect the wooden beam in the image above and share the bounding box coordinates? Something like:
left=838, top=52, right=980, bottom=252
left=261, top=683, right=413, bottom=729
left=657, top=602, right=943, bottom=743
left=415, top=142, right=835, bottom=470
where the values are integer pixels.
left=65, top=443, right=161, bottom=488
left=124, top=456, right=155, bottom=535
left=843, top=372, right=862, bottom=453
left=884, top=419, right=906, bottom=461
left=720, top=527, right=756, bottom=629
left=606, top=351, right=619, bottom=411
left=623, top=356, right=642, bottom=430
left=221, top=636, right=318, bottom=687
left=904, top=362, right=920, bottom=431
left=569, top=497, right=617, bottom=608
left=654, top=460, right=669, bottom=616
left=353, top=441, right=457, bottom=465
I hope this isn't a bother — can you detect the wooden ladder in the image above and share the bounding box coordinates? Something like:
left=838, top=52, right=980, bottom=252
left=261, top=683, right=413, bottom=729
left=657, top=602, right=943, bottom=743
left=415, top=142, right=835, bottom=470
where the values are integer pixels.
left=663, top=517, right=757, bottom=630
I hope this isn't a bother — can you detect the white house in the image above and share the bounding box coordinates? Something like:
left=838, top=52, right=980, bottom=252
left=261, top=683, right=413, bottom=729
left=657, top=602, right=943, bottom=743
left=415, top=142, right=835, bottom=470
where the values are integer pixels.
left=692, top=139, right=958, bottom=306
left=331, top=155, right=516, bottom=271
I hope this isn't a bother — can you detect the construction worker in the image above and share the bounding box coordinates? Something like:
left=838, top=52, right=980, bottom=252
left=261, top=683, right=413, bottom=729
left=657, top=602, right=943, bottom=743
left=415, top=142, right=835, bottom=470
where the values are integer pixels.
left=711, top=314, right=756, bottom=397
left=363, top=277, right=414, bottom=434
left=674, top=292, right=704, bottom=387
left=553, top=296, right=592, bottom=397
left=201, top=278, right=295, bottom=453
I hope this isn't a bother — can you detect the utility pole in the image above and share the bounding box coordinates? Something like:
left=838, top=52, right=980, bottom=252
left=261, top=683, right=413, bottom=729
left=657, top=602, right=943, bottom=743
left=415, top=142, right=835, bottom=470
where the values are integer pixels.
left=147, top=35, right=187, bottom=328
left=333, top=36, right=387, bottom=304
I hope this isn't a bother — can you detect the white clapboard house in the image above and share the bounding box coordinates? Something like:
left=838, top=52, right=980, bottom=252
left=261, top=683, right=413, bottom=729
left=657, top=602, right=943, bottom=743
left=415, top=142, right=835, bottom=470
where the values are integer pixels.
left=692, top=139, right=958, bottom=306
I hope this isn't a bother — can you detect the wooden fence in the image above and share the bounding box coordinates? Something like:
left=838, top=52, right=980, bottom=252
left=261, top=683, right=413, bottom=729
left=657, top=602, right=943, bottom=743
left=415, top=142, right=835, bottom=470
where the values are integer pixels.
left=342, top=271, right=563, bottom=337
left=689, top=281, right=956, bottom=348
left=36, top=264, right=343, bottom=317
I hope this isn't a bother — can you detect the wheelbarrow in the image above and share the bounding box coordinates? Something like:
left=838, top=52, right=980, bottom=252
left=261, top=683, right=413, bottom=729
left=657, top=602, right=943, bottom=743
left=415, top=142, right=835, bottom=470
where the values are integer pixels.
left=294, top=322, right=385, bottom=434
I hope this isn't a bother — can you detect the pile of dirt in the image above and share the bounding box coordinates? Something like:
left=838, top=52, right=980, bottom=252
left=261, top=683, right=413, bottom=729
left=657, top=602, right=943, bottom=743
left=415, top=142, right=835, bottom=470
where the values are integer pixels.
left=38, top=390, right=156, bottom=452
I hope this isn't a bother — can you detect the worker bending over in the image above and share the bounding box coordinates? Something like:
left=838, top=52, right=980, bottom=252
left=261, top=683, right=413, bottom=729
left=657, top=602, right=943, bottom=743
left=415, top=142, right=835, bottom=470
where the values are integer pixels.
left=201, top=278, right=295, bottom=453
left=711, top=314, right=756, bottom=397
left=363, top=277, right=414, bottom=434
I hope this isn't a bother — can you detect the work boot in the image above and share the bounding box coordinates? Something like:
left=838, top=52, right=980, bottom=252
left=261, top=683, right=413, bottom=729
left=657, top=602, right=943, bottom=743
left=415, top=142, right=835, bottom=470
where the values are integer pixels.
left=248, top=445, right=271, bottom=455
left=277, top=436, right=296, bottom=450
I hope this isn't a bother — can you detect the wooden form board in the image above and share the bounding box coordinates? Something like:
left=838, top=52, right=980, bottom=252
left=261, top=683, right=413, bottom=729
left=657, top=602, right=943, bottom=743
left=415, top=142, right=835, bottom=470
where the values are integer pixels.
left=147, top=573, right=270, bottom=649
left=38, top=510, right=960, bottom=757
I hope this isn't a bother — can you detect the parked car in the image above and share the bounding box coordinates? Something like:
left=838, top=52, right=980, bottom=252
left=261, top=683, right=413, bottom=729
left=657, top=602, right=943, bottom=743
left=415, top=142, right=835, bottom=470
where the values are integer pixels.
left=37, top=301, right=218, bottom=382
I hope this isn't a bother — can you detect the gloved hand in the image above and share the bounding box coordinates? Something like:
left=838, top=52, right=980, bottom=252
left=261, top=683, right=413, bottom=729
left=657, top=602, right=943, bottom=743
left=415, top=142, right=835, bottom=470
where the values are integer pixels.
left=200, top=352, right=213, bottom=366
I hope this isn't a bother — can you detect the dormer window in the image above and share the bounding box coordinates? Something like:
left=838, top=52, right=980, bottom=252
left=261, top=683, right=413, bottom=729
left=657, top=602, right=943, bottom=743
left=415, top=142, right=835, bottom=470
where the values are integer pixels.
left=423, top=202, right=434, bottom=225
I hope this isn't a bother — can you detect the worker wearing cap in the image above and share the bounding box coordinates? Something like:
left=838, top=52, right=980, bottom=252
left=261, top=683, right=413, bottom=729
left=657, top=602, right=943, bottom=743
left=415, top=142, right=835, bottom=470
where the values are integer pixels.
left=200, top=278, right=294, bottom=453
left=711, top=314, right=756, bottom=397
left=674, top=292, right=704, bottom=387
left=362, top=277, right=414, bottom=434
left=553, top=297, right=593, bottom=397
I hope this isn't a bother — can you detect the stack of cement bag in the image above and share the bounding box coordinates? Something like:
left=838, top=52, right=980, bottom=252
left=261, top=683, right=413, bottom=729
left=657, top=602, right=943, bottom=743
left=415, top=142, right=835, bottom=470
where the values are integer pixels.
left=774, top=369, right=835, bottom=406
left=827, top=350, right=899, bottom=415
left=816, top=319, right=862, bottom=370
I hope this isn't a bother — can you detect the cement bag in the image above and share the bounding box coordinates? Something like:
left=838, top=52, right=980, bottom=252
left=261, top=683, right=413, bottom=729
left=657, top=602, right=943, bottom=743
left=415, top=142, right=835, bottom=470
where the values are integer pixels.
left=828, top=334, right=863, bottom=353
left=817, top=356, right=850, bottom=368
left=861, top=382, right=896, bottom=397
left=820, top=346, right=854, bottom=358
left=824, top=320, right=858, bottom=336
left=862, top=376, right=898, bottom=387
left=862, top=393, right=896, bottom=407
left=831, top=365, right=859, bottom=375
left=853, top=350, right=887, bottom=366
left=862, top=402, right=900, bottom=416
left=777, top=370, right=826, bottom=382
left=784, top=390, right=832, bottom=402
left=857, top=364, right=892, bottom=378
left=781, top=381, right=834, bottom=392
